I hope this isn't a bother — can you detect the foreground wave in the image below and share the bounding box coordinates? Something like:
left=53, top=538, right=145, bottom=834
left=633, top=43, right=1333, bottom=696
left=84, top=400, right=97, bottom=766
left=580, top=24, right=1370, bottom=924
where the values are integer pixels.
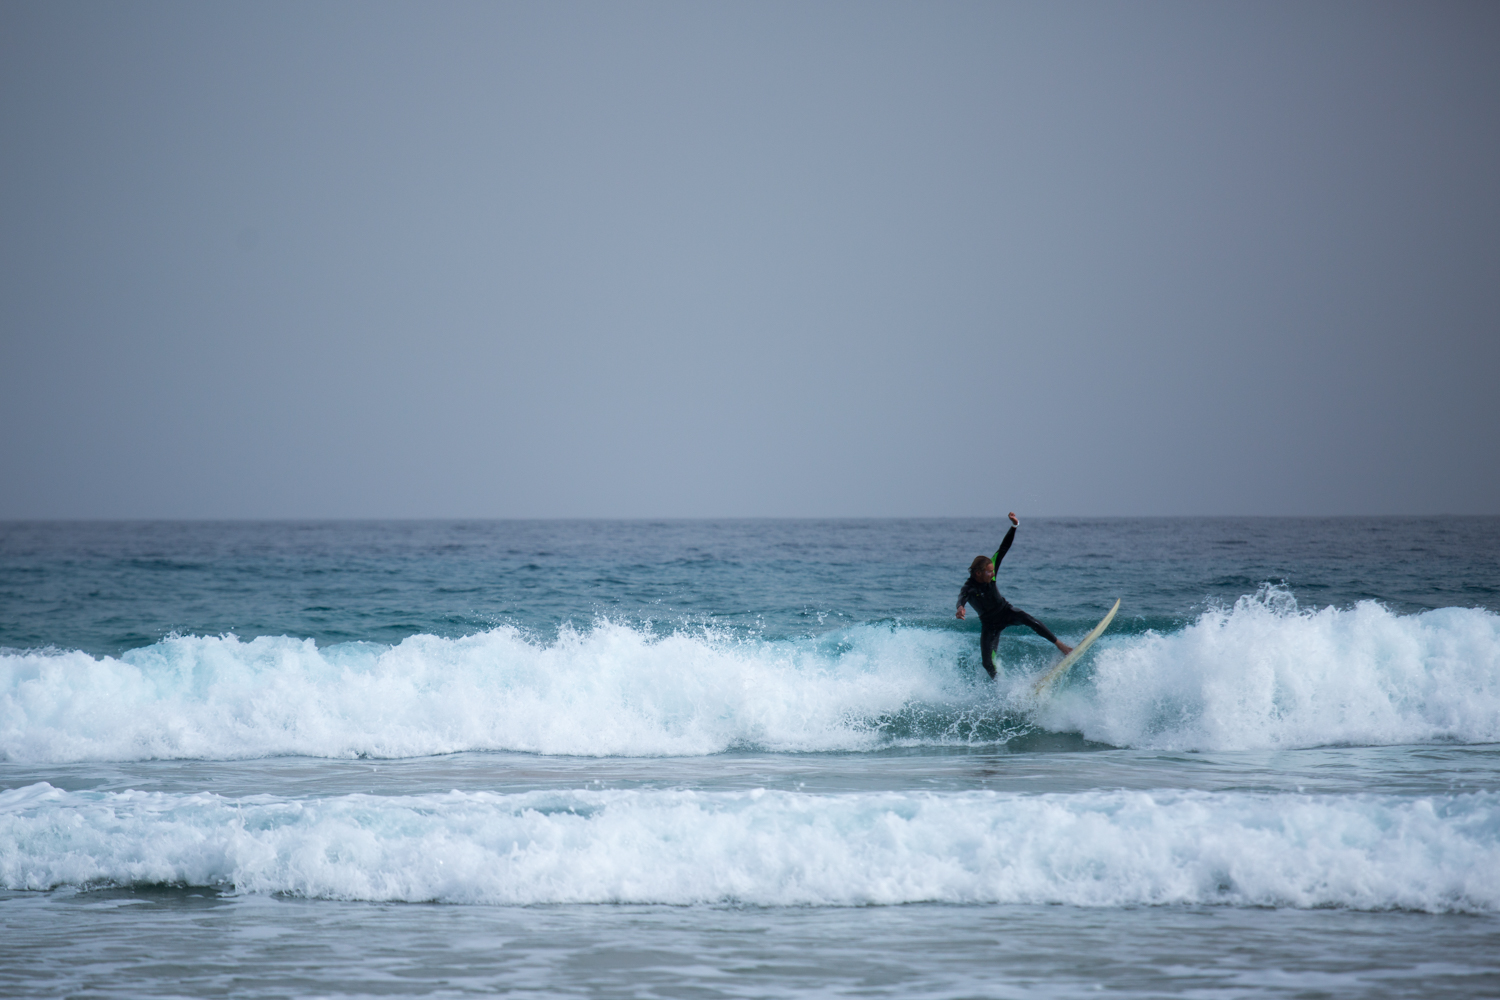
left=2, top=589, right=1497, bottom=761
left=3, top=783, right=1496, bottom=912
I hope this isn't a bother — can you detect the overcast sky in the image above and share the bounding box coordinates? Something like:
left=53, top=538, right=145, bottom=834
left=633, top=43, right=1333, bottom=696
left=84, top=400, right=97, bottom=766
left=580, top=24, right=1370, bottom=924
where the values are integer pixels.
left=2, top=1, right=1497, bottom=518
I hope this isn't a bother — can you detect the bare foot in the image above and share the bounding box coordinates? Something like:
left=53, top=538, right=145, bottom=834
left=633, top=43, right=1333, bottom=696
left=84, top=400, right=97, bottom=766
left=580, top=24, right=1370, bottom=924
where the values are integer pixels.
left=1056, top=642, right=1073, bottom=656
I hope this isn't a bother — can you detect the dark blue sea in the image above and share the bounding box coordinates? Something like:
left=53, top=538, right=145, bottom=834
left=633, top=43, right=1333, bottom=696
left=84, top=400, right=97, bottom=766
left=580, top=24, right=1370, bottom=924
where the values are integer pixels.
left=3, top=518, right=1499, bottom=997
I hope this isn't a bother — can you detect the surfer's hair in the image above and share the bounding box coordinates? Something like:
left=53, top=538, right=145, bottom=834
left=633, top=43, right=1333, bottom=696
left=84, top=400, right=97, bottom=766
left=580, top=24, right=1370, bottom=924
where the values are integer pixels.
left=969, top=555, right=992, bottom=579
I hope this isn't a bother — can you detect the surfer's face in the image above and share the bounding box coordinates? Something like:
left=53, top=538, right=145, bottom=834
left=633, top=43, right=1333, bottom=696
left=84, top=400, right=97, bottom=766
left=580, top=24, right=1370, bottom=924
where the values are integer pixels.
left=975, top=563, right=994, bottom=583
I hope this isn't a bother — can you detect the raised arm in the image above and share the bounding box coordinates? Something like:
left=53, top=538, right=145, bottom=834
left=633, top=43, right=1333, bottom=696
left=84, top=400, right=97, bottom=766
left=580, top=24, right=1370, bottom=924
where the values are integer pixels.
left=992, top=528, right=1016, bottom=568
left=992, top=512, right=1021, bottom=567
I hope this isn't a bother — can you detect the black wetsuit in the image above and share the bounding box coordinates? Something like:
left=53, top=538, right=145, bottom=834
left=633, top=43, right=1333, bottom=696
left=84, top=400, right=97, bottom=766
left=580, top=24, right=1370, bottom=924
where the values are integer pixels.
left=956, top=525, right=1059, bottom=678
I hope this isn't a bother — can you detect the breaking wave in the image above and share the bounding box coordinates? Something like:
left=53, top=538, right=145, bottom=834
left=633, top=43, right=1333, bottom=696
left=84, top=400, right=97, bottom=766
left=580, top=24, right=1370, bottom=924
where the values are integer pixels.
left=2, top=588, right=1497, bottom=761
left=3, top=782, right=1496, bottom=912
left=1045, top=587, right=1500, bottom=751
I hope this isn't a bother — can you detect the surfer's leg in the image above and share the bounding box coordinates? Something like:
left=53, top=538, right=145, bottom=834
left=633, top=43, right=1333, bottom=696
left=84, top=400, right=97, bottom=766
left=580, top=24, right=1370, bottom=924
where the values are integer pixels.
left=1008, top=609, right=1072, bottom=655
left=979, top=624, right=1001, bottom=679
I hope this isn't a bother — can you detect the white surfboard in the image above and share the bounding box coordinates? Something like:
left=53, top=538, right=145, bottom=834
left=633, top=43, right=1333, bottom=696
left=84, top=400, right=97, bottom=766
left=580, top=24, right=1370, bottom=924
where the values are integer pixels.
left=1032, top=598, right=1121, bottom=695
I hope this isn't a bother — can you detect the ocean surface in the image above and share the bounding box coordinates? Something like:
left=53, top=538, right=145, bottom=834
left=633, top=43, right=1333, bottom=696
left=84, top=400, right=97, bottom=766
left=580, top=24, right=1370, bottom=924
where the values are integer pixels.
left=2, top=517, right=1499, bottom=998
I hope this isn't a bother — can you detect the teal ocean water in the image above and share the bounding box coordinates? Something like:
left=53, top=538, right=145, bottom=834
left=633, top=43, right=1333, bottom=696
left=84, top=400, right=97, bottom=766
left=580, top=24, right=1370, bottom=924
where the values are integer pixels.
left=3, top=518, right=1499, bottom=997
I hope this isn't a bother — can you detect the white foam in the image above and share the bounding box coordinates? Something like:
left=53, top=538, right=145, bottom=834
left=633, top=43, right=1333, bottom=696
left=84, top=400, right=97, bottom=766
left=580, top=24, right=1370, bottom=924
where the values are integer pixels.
left=0, top=623, right=970, bottom=762
left=4, top=590, right=1498, bottom=761
left=1037, top=587, right=1500, bottom=751
left=3, top=783, right=1496, bottom=912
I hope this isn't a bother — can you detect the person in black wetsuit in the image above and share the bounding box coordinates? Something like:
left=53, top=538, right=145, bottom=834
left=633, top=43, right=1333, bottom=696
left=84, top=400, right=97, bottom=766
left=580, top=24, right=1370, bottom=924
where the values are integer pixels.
left=956, top=512, right=1072, bottom=678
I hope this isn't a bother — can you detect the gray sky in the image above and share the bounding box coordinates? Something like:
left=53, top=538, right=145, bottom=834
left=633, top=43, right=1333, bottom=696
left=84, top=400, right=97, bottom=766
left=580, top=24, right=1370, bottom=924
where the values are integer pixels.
left=2, top=1, right=1497, bottom=518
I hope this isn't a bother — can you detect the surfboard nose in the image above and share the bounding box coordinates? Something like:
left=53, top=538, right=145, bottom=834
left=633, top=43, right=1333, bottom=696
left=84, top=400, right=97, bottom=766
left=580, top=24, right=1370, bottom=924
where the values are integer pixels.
left=1033, top=598, right=1122, bottom=695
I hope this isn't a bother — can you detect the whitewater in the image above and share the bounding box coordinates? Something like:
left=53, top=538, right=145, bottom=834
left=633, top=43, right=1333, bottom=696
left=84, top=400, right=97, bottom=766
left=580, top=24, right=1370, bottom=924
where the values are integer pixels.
left=5, top=782, right=1498, bottom=912
left=5, top=587, right=1497, bottom=761
left=3, top=517, right=1499, bottom=998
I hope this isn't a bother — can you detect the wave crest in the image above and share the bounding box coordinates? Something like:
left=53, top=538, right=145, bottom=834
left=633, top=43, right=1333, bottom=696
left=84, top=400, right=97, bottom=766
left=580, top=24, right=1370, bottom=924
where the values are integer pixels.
left=1041, top=586, right=1500, bottom=751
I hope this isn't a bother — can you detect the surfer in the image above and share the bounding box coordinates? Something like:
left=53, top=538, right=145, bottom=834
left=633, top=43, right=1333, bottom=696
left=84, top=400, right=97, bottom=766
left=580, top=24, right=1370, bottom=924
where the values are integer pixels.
left=956, top=512, right=1072, bottom=678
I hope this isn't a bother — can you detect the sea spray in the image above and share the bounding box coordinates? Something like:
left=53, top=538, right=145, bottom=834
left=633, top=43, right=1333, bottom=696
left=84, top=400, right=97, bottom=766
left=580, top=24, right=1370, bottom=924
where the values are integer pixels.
left=1042, top=586, right=1500, bottom=751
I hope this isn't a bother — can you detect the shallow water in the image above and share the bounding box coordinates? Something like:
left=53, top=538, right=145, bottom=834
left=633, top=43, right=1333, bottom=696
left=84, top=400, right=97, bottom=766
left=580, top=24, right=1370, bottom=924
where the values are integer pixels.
left=6, top=891, right=1499, bottom=999
left=3, top=518, right=1499, bottom=995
